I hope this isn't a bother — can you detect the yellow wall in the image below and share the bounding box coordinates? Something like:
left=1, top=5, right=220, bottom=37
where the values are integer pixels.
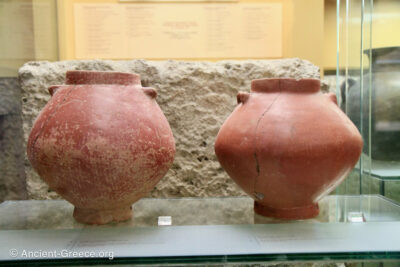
left=57, top=0, right=325, bottom=69
left=1, top=0, right=399, bottom=76
left=372, top=0, right=400, bottom=47
left=0, top=0, right=57, bottom=77
left=59, top=0, right=400, bottom=70
left=32, top=0, right=58, bottom=60
left=1, top=0, right=325, bottom=75
left=324, top=0, right=400, bottom=70
left=290, top=0, right=324, bottom=69
left=324, top=0, right=337, bottom=70
left=0, top=0, right=34, bottom=77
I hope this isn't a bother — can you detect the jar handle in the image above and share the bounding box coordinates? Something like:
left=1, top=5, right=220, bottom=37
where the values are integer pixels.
left=326, top=92, right=338, bottom=105
left=48, top=85, right=62, bottom=96
left=143, top=87, right=157, bottom=99
left=237, top=91, right=250, bottom=104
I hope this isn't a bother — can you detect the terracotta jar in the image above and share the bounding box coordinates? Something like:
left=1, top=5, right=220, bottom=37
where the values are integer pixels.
left=27, top=71, right=175, bottom=224
left=215, top=78, right=362, bottom=220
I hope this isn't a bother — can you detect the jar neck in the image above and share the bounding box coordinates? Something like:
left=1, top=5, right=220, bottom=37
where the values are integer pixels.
left=66, top=71, right=141, bottom=86
left=251, top=78, right=320, bottom=93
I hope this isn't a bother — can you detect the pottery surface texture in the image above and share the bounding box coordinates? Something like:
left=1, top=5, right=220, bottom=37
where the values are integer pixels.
left=215, top=78, right=363, bottom=220
left=27, top=71, right=175, bottom=224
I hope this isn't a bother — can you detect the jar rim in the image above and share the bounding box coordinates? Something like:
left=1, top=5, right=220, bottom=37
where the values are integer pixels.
left=251, top=78, right=320, bottom=93
left=66, top=70, right=141, bottom=86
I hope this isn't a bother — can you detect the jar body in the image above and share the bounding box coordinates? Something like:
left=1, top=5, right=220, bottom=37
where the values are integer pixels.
left=215, top=78, right=362, bottom=219
left=27, top=71, right=175, bottom=224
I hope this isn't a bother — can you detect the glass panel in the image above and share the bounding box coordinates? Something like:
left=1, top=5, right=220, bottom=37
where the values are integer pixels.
left=2, top=195, right=400, bottom=230
left=336, top=0, right=364, bottom=196
left=1, top=196, right=400, bottom=264
left=364, top=0, right=400, bottom=204
left=336, top=0, right=400, bottom=208
left=380, top=180, right=400, bottom=203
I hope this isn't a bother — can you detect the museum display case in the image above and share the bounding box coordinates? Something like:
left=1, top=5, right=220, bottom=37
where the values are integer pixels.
left=1, top=0, right=400, bottom=266
left=336, top=0, right=400, bottom=205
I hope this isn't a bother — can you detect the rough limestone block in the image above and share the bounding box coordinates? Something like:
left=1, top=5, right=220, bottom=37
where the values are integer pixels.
left=19, top=59, right=321, bottom=200
left=0, top=77, right=27, bottom=202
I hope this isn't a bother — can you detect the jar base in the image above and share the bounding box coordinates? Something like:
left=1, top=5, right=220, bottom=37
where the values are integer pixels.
left=254, top=202, right=319, bottom=220
left=73, top=206, right=132, bottom=225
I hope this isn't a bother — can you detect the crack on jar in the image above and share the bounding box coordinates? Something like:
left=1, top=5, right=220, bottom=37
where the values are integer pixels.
left=253, top=82, right=282, bottom=192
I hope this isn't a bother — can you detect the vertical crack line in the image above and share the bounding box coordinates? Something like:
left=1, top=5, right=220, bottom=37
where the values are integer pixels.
left=254, top=152, right=260, bottom=175
left=252, top=82, right=282, bottom=194
left=29, top=87, right=74, bottom=161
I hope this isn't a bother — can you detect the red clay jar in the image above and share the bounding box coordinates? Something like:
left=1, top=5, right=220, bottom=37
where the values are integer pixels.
left=27, top=71, right=175, bottom=224
left=215, top=78, right=362, bottom=220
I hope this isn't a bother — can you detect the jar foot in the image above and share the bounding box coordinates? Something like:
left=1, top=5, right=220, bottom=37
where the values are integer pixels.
left=254, top=202, right=319, bottom=220
left=73, top=206, right=132, bottom=224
